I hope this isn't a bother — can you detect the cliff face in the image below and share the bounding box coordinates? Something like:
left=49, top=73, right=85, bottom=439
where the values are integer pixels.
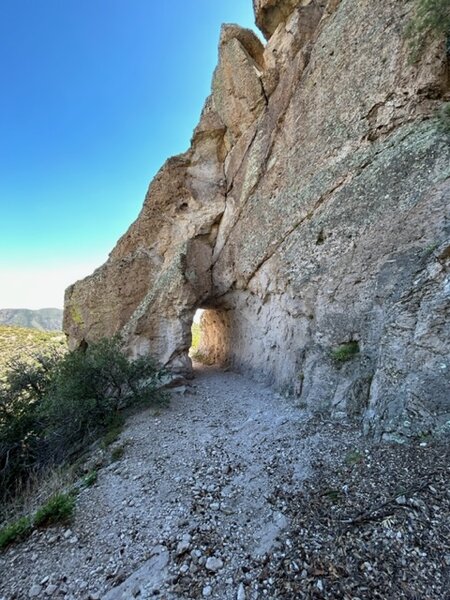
left=64, top=0, right=450, bottom=441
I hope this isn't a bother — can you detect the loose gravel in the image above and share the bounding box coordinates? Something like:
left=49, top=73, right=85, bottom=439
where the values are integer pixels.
left=0, top=365, right=448, bottom=599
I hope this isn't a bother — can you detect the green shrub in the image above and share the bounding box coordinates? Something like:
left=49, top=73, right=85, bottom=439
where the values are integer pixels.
left=345, top=449, right=364, bottom=466
left=33, top=492, right=75, bottom=527
left=83, top=470, right=98, bottom=487
left=0, top=516, right=32, bottom=550
left=110, top=445, right=125, bottom=462
left=406, top=0, right=450, bottom=61
left=0, top=337, right=165, bottom=505
left=42, top=338, right=163, bottom=454
left=101, top=426, right=122, bottom=449
left=323, top=489, right=342, bottom=503
left=0, top=492, right=74, bottom=550
left=101, top=414, right=125, bottom=449
left=0, top=352, right=60, bottom=501
left=331, top=341, right=360, bottom=363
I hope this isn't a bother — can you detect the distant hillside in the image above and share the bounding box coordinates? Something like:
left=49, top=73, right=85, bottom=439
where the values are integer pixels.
left=0, top=308, right=63, bottom=331
left=0, top=324, right=66, bottom=379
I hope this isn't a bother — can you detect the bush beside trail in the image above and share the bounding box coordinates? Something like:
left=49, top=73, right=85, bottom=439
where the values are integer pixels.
left=0, top=337, right=166, bottom=510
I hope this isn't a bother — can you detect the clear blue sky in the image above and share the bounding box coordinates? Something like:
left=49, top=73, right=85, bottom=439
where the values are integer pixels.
left=0, top=0, right=257, bottom=308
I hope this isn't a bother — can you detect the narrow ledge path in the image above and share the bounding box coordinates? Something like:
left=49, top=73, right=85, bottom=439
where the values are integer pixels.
left=0, top=365, right=357, bottom=600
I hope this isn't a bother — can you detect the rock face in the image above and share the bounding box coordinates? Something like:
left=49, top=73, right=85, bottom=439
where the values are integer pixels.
left=253, top=0, right=327, bottom=41
left=65, top=0, right=450, bottom=440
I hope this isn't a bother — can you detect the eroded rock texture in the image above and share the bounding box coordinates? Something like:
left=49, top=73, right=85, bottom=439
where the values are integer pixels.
left=65, top=0, right=450, bottom=440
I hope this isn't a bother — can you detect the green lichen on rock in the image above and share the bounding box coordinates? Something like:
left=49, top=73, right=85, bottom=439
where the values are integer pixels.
left=70, top=305, right=84, bottom=327
left=406, top=0, right=450, bottom=61
left=437, top=102, right=450, bottom=132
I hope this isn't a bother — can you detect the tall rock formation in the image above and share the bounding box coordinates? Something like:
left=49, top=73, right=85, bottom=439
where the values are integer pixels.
left=64, top=0, right=450, bottom=441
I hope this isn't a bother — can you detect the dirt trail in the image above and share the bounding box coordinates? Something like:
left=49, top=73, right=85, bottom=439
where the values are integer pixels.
left=0, top=365, right=346, bottom=599
left=2, top=366, right=448, bottom=600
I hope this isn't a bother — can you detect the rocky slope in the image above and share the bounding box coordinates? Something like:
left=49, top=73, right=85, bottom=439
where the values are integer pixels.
left=1, top=367, right=448, bottom=599
left=64, top=0, right=450, bottom=440
left=0, top=309, right=63, bottom=332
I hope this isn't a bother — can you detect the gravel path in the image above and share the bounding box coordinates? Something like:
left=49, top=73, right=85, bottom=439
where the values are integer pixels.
left=1, top=366, right=448, bottom=600
left=0, top=366, right=332, bottom=599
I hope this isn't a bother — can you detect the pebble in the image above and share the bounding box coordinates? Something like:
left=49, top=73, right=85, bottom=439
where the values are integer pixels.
left=176, top=534, right=192, bottom=556
left=237, top=582, right=246, bottom=600
left=6, top=369, right=444, bottom=600
left=29, top=585, right=41, bottom=598
left=205, top=556, right=223, bottom=572
left=45, top=584, right=58, bottom=595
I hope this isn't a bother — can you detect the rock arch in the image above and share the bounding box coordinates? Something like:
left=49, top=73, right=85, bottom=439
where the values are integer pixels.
left=65, top=1, right=450, bottom=438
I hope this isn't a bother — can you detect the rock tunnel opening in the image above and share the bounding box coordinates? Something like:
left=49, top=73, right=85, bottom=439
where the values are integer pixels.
left=188, top=307, right=232, bottom=369
left=189, top=309, right=204, bottom=361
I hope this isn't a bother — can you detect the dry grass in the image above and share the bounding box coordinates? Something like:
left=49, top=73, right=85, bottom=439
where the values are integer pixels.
left=0, top=465, right=76, bottom=526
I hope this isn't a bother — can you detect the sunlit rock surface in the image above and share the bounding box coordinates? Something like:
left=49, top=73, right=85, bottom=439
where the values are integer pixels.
left=65, top=0, right=450, bottom=439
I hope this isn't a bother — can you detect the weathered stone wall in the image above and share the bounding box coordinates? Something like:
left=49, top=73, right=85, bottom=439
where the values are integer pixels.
left=65, top=0, right=450, bottom=440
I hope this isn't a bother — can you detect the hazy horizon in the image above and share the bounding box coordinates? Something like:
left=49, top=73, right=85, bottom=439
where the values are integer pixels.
left=0, top=260, right=104, bottom=309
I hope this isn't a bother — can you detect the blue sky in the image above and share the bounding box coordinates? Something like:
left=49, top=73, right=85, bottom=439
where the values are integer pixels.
left=0, top=0, right=257, bottom=308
